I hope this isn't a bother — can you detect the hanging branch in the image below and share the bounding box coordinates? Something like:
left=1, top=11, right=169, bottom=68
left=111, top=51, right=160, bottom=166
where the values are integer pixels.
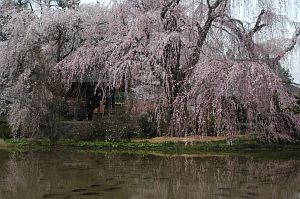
left=161, top=0, right=180, bottom=19
left=161, top=0, right=181, bottom=31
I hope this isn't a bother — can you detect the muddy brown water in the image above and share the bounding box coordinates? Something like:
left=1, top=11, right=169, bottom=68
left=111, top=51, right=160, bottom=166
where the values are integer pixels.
left=0, top=149, right=300, bottom=199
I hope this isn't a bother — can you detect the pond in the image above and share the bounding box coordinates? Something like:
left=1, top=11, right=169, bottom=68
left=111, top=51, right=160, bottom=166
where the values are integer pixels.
left=0, top=149, right=300, bottom=199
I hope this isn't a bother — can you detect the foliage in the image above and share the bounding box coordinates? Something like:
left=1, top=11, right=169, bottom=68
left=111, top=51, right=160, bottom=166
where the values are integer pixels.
left=0, top=120, right=11, bottom=139
left=281, top=67, right=294, bottom=85
left=289, top=95, right=300, bottom=114
left=0, top=0, right=300, bottom=142
left=91, top=106, right=140, bottom=141
left=0, top=1, right=108, bottom=139
left=138, top=112, right=157, bottom=138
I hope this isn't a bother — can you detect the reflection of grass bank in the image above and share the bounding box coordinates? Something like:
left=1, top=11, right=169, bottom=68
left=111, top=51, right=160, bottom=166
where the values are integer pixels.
left=0, top=138, right=8, bottom=147
left=3, top=137, right=300, bottom=154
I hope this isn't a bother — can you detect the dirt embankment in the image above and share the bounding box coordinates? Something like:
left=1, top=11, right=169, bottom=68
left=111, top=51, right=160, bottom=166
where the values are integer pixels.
left=134, top=136, right=227, bottom=143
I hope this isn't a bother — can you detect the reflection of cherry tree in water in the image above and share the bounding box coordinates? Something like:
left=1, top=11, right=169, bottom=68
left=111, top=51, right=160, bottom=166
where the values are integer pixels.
left=0, top=153, right=44, bottom=199
left=133, top=156, right=300, bottom=199
left=1, top=152, right=300, bottom=199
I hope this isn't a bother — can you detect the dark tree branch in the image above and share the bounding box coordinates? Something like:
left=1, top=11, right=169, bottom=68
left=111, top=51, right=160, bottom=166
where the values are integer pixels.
left=210, top=0, right=224, bottom=9
left=248, top=9, right=267, bottom=37
left=274, top=27, right=300, bottom=62
left=161, top=0, right=180, bottom=19
left=185, top=0, right=227, bottom=76
left=219, top=9, right=267, bottom=59
left=161, top=0, right=181, bottom=31
left=206, top=0, right=211, bottom=8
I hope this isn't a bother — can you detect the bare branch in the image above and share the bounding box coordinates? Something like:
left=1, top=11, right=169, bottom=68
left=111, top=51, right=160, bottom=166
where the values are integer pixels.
left=275, top=27, right=300, bottom=61
left=218, top=9, right=267, bottom=59
left=185, top=0, right=227, bottom=72
left=206, top=0, right=211, bottom=8
left=210, top=0, right=225, bottom=9
left=248, top=9, right=267, bottom=37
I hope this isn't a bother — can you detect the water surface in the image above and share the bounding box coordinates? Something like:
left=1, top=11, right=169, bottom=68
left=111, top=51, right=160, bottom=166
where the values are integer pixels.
left=0, top=149, right=300, bottom=199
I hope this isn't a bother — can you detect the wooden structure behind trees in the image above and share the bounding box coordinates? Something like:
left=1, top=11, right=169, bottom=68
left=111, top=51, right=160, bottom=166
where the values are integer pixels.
left=63, top=82, right=117, bottom=121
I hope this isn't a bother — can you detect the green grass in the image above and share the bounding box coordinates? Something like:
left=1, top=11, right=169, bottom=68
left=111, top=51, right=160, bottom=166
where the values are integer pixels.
left=5, top=138, right=51, bottom=147
left=3, top=137, right=300, bottom=155
left=58, top=139, right=178, bottom=151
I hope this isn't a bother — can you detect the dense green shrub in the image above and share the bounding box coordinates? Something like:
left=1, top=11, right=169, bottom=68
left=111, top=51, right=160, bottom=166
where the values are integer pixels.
left=91, top=106, right=140, bottom=141
left=0, top=120, right=11, bottom=140
left=138, top=112, right=157, bottom=138
left=286, top=95, right=300, bottom=114
left=295, top=95, right=300, bottom=113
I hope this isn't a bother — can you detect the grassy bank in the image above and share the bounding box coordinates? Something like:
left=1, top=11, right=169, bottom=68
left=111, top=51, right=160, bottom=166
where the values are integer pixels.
left=2, top=137, right=300, bottom=154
